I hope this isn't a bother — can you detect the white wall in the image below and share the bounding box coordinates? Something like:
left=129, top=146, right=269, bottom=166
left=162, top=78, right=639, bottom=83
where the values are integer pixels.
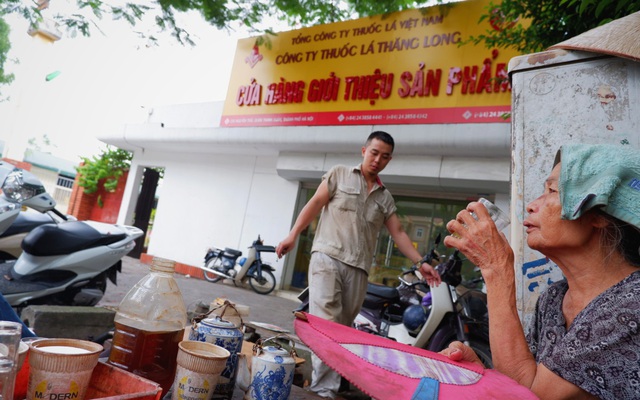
left=126, top=150, right=299, bottom=285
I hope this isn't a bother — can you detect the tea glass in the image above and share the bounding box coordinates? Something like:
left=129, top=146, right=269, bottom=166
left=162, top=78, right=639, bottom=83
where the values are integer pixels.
left=0, top=321, right=22, bottom=400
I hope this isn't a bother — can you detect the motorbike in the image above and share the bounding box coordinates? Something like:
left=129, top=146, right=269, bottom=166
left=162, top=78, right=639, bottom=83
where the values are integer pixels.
left=354, top=235, right=492, bottom=367
left=200, top=235, right=277, bottom=295
left=0, top=161, right=81, bottom=262
left=0, top=162, right=144, bottom=309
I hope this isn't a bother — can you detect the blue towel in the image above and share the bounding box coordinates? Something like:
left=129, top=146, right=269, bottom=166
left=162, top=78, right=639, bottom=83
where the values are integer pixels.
left=557, top=143, right=640, bottom=229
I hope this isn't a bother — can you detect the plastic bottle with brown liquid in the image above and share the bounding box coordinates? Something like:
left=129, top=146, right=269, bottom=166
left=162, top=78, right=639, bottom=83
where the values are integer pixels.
left=107, top=257, right=187, bottom=395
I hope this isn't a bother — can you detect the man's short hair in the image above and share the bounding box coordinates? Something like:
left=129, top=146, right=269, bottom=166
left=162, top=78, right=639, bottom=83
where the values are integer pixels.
left=366, top=131, right=395, bottom=152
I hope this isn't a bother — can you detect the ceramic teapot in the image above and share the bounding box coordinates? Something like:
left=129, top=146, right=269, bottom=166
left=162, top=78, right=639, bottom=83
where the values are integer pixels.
left=248, top=335, right=296, bottom=400
left=189, top=301, right=245, bottom=400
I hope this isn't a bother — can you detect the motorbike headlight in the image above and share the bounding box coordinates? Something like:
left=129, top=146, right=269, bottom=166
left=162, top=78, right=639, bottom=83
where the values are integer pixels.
left=1, top=170, right=45, bottom=203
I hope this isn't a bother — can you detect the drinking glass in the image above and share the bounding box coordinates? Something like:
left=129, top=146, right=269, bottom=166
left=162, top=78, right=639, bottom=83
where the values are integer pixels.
left=0, top=359, right=13, bottom=400
left=476, top=198, right=510, bottom=231
left=0, top=321, right=22, bottom=400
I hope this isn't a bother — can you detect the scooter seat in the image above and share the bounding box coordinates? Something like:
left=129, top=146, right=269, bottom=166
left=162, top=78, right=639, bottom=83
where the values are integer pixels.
left=21, top=221, right=127, bottom=257
left=366, top=282, right=399, bottom=300
left=0, top=212, right=54, bottom=238
left=223, top=248, right=243, bottom=258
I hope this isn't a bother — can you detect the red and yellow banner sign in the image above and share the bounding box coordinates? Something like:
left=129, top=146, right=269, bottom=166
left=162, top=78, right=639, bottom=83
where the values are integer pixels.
left=221, top=0, right=520, bottom=127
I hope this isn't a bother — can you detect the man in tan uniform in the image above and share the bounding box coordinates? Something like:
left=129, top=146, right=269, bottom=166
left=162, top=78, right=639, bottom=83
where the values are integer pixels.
left=277, top=131, right=441, bottom=399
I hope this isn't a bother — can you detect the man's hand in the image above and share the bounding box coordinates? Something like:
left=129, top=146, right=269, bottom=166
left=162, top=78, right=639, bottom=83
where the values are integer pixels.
left=276, top=236, right=295, bottom=258
left=419, top=262, right=441, bottom=286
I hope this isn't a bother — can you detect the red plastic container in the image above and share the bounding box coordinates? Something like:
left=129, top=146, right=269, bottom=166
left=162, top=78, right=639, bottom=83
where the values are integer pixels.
left=14, top=360, right=161, bottom=400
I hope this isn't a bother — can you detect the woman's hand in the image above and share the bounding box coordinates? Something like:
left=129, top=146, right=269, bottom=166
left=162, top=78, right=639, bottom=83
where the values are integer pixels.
left=443, top=201, right=514, bottom=282
left=439, top=341, right=485, bottom=368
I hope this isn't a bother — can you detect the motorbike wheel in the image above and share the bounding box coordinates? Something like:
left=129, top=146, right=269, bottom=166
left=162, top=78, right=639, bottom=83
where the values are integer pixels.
left=203, top=257, right=224, bottom=283
left=249, top=269, right=276, bottom=295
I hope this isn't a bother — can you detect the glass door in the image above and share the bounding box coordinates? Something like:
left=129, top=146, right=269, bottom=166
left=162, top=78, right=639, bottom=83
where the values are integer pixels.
left=288, top=191, right=482, bottom=289
left=369, top=197, right=472, bottom=287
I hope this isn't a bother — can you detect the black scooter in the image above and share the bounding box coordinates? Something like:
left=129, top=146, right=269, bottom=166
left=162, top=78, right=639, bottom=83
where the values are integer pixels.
left=355, top=235, right=492, bottom=367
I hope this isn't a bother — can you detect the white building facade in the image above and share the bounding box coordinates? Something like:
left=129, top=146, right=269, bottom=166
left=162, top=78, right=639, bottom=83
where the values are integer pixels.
left=99, top=100, right=511, bottom=291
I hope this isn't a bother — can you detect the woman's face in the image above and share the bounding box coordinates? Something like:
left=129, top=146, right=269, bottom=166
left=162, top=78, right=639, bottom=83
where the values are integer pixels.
left=524, top=163, right=596, bottom=255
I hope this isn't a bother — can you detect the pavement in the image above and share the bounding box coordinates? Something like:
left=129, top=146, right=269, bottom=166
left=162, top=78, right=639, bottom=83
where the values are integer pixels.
left=97, top=255, right=302, bottom=335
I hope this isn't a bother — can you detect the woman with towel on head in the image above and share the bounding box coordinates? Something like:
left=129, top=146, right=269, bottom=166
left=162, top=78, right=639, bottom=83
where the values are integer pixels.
left=440, top=143, right=640, bottom=400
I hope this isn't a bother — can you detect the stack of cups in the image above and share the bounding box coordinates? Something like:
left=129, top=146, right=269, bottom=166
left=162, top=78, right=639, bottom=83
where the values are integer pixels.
left=26, top=338, right=103, bottom=400
left=171, top=341, right=230, bottom=400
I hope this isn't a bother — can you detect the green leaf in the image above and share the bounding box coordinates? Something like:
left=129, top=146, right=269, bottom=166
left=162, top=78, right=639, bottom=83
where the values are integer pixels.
left=578, top=0, right=595, bottom=15
left=594, top=0, right=612, bottom=18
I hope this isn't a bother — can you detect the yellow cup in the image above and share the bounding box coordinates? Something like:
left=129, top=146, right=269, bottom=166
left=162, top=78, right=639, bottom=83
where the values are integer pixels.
left=26, top=339, right=103, bottom=400
left=171, top=341, right=230, bottom=400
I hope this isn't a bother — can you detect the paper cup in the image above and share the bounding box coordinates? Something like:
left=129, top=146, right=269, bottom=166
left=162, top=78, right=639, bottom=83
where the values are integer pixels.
left=14, top=338, right=40, bottom=400
left=27, top=339, right=103, bottom=400
left=172, top=341, right=230, bottom=400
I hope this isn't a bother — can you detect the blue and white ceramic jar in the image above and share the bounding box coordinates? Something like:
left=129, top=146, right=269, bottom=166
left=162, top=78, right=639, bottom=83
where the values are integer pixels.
left=249, top=336, right=296, bottom=400
left=189, top=317, right=243, bottom=400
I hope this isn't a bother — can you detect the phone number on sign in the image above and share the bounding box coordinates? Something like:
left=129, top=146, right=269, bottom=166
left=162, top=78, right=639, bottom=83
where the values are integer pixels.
left=344, top=115, right=384, bottom=121
left=385, top=113, right=428, bottom=120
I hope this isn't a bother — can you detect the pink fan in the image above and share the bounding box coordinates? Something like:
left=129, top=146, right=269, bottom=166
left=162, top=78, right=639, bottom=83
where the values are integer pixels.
left=294, top=312, right=538, bottom=399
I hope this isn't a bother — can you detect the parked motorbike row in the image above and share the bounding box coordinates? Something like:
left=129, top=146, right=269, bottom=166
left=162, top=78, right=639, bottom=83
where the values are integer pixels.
left=0, top=161, right=143, bottom=310
left=0, top=160, right=279, bottom=311
left=297, top=234, right=493, bottom=368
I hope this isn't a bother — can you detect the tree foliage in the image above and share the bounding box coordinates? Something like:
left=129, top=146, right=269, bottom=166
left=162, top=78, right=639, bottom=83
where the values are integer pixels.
left=470, top=0, right=640, bottom=54
left=75, top=146, right=165, bottom=206
left=0, top=16, right=13, bottom=97
left=0, top=0, right=437, bottom=46
left=1, top=0, right=638, bottom=56
left=76, top=146, right=132, bottom=196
